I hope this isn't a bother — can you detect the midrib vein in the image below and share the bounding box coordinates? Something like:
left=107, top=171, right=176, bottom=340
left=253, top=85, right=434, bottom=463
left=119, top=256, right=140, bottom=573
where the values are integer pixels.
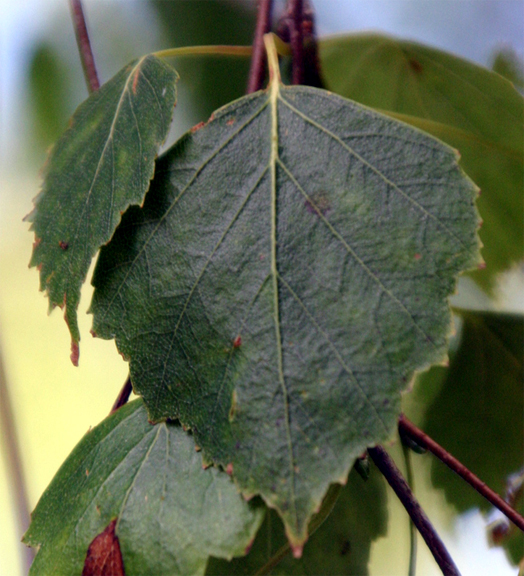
left=269, top=76, right=297, bottom=528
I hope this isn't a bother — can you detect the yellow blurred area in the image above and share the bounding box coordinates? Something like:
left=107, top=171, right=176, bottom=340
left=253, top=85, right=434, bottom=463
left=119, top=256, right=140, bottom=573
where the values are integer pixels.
left=0, top=172, right=128, bottom=575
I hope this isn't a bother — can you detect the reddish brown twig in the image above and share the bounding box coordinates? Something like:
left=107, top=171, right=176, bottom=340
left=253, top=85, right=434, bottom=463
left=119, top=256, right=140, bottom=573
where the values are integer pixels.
left=289, top=0, right=304, bottom=84
left=399, top=414, right=524, bottom=532
left=247, top=0, right=274, bottom=93
left=110, top=377, right=133, bottom=415
left=276, top=0, right=323, bottom=88
left=369, top=445, right=461, bottom=576
left=69, top=0, right=100, bottom=92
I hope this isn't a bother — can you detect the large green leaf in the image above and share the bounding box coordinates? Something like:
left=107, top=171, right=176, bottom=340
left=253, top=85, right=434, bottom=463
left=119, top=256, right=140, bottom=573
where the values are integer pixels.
left=26, top=55, right=178, bottom=360
left=206, top=464, right=388, bottom=575
left=24, top=399, right=264, bottom=575
left=91, top=63, right=480, bottom=548
left=319, top=33, right=524, bottom=293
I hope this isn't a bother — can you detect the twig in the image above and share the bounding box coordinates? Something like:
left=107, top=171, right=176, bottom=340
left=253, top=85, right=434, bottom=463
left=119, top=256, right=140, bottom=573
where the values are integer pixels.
left=110, top=377, right=133, bottom=415
left=289, top=0, right=304, bottom=84
left=399, top=415, right=524, bottom=532
left=276, top=0, right=323, bottom=88
left=402, top=441, right=418, bottom=576
left=247, top=0, right=274, bottom=93
left=0, top=338, right=35, bottom=573
left=368, top=445, right=461, bottom=576
left=69, top=0, right=100, bottom=92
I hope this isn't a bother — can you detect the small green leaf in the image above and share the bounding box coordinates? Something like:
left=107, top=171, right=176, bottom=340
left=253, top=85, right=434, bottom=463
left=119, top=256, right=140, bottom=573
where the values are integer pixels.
left=206, top=464, right=388, bottom=575
left=26, top=55, right=178, bottom=360
left=320, top=33, right=524, bottom=293
left=23, top=400, right=264, bottom=576
left=91, top=71, right=480, bottom=547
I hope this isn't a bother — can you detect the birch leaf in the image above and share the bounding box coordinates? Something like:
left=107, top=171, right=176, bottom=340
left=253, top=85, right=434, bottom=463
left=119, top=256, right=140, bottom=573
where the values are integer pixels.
left=26, top=55, right=178, bottom=361
left=91, top=43, right=481, bottom=549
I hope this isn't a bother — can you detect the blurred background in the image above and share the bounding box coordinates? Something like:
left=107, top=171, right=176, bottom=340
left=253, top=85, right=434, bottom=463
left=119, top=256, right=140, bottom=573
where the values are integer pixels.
left=1, top=1, right=522, bottom=575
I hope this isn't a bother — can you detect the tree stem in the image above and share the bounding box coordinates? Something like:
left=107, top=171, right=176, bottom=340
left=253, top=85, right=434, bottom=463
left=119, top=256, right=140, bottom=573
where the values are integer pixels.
left=399, top=415, right=524, bottom=532
left=247, top=0, right=274, bottom=93
left=69, top=0, right=100, bottom=93
left=0, top=338, right=34, bottom=573
left=368, top=445, right=461, bottom=576
left=289, top=0, right=304, bottom=84
left=110, top=377, right=133, bottom=415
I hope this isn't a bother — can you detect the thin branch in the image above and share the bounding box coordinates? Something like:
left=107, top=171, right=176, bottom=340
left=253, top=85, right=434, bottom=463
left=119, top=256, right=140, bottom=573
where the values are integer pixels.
left=402, top=441, right=418, bottom=576
left=247, top=0, right=274, bottom=93
left=0, top=338, right=35, bottom=573
left=289, top=0, right=304, bottom=84
left=399, top=415, right=524, bottom=533
left=110, top=377, right=133, bottom=415
left=368, top=445, right=461, bottom=576
left=69, top=0, right=100, bottom=92
left=276, top=0, right=323, bottom=88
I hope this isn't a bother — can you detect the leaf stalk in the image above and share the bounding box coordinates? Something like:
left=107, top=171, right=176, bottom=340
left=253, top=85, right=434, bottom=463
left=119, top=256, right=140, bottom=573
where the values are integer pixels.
left=247, top=0, right=274, bottom=93
left=153, top=45, right=253, bottom=60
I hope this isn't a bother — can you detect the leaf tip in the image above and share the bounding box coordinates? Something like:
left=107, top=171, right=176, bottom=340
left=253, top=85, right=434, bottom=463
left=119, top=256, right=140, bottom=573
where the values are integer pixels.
left=70, top=340, right=80, bottom=367
left=291, top=543, right=303, bottom=559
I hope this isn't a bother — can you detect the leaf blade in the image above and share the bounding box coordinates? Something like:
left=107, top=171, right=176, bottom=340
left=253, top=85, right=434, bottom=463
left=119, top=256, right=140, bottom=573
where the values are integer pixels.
left=91, top=81, right=481, bottom=546
left=24, top=400, right=264, bottom=576
left=26, top=55, right=178, bottom=356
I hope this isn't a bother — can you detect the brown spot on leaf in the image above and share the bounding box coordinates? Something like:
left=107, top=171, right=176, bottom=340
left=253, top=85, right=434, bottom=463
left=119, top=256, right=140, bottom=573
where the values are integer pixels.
left=408, top=58, right=423, bottom=74
left=33, top=237, right=42, bottom=249
left=59, top=240, right=69, bottom=250
left=477, top=261, right=487, bottom=270
left=305, top=192, right=330, bottom=216
left=226, top=462, right=234, bottom=476
left=226, top=118, right=236, bottom=126
left=229, top=390, right=238, bottom=421
left=82, top=519, right=125, bottom=576
left=191, top=121, right=205, bottom=133
left=414, top=253, right=422, bottom=260
left=340, top=539, right=351, bottom=556
left=233, top=335, right=242, bottom=348
left=132, top=69, right=140, bottom=94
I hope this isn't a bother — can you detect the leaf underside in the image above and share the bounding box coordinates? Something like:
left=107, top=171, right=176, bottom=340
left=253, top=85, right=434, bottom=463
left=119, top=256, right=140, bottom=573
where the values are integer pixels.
left=24, top=400, right=264, bottom=576
left=91, top=81, right=481, bottom=546
left=26, top=55, right=178, bottom=354
left=319, top=33, right=524, bottom=293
